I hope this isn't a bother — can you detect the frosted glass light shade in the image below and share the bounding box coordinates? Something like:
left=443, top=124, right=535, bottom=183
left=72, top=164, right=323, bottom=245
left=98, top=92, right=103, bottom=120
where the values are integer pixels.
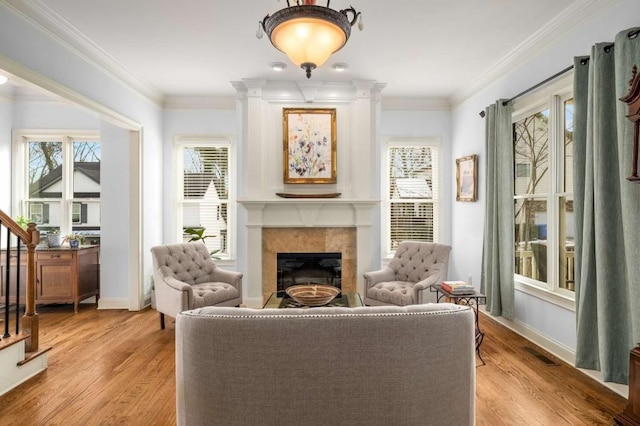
left=259, top=3, right=360, bottom=78
left=271, top=17, right=347, bottom=68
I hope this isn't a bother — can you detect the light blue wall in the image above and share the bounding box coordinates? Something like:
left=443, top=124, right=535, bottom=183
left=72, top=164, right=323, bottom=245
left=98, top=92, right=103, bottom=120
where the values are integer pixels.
left=161, top=107, right=452, bottom=275
left=0, top=3, right=163, bottom=307
left=0, top=98, right=11, bottom=213
left=380, top=110, right=453, bottom=251
left=451, top=0, right=640, bottom=350
left=162, top=108, right=237, bottom=266
left=2, top=0, right=637, bottom=317
left=12, top=101, right=99, bottom=129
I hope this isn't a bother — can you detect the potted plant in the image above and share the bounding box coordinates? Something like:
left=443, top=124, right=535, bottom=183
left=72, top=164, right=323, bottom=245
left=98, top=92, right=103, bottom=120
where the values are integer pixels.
left=46, top=229, right=61, bottom=247
left=15, top=215, right=30, bottom=230
left=64, top=233, right=85, bottom=248
left=184, top=227, right=221, bottom=259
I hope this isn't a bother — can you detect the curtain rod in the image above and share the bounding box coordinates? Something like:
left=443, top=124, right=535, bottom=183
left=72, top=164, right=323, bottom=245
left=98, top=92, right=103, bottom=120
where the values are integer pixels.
left=479, top=65, right=575, bottom=118
left=478, top=28, right=638, bottom=118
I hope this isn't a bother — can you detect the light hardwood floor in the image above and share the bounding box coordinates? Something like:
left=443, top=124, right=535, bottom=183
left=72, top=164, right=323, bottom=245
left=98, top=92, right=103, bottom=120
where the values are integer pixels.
left=0, top=304, right=627, bottom=425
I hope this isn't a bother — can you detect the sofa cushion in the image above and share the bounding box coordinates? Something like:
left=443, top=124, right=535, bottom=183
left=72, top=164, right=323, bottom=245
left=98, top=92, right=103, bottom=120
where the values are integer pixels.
left=367, top=281, right=414, bottom=305
left=192, top=282, right=239, bottom=308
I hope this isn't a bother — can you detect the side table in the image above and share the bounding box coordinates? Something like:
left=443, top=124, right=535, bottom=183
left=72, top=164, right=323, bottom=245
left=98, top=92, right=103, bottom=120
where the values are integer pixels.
left=431, top=284, right=487, bottom=365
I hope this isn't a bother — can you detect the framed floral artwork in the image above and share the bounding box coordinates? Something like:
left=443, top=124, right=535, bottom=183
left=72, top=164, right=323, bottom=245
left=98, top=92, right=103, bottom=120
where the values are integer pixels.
left=283, top=108, right=337, bottom=184
left=456, top=154, right=478, bottom=202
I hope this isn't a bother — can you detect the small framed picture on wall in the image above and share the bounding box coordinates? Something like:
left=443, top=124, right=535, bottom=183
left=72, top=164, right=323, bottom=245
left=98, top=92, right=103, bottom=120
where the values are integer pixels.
left=456, top=154, right=478, bottom=202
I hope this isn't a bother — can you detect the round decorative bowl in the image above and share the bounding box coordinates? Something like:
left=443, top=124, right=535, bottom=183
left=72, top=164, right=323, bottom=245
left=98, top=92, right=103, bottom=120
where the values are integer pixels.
left=285, top=284, right=340, bottom=307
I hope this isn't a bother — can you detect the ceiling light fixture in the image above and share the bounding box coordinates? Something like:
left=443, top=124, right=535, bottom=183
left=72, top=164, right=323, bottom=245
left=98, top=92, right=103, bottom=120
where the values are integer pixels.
left=332, top=63, right=348, bottom=72
left=256, top=0, right=363, bottom=79
left=271, top=62, right=287, bottom=71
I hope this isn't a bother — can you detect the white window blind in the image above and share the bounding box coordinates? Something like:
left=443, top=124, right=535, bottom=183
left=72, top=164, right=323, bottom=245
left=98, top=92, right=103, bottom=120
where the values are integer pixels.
left=385, top=143, right=439, bottom=253
left=178, top=141, right=231, bottom=257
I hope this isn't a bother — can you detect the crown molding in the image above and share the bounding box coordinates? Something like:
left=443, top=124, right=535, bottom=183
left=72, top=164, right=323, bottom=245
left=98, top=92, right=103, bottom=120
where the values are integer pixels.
left=450, top=0, right=617, bottom=107
left=165, top=87, right=445, bottom=111
left=381, top=97, right=450, bottom=111
left=232, top=79, right=364, bottom=103
left=2, top=0, right=165, bottom=106
left=163, top=96, right=236, bottom=110
left=0, top=54, right=141, bottom=130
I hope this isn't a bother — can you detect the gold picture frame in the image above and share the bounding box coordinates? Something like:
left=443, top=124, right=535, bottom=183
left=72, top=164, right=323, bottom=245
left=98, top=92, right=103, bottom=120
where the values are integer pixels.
left=456, top=154, right=478, bottom=202
left=283, top=108, right=337, bottom=184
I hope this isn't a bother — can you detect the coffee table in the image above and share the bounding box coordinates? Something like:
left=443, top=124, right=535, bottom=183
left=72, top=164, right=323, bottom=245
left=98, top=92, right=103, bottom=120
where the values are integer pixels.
left=263, top=291, right=363, bottom=309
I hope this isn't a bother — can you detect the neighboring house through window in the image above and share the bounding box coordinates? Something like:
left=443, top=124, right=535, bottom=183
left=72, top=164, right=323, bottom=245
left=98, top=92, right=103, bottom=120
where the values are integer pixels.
left=176, top=136, right=235, bottom=260
left=512, top=75, right=574, bottom=305
left=383, top=138, right=440, bottom=257
left=13, top=132, right=101, bottom=244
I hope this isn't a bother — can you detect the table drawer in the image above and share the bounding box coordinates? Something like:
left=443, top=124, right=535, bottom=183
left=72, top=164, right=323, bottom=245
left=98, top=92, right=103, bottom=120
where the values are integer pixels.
left=37, top=251, right=74, bottom=261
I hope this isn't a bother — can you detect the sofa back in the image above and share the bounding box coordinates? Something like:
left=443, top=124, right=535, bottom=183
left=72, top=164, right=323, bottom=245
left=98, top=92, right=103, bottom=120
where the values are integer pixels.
left=176, top=303, right=475, bottom=426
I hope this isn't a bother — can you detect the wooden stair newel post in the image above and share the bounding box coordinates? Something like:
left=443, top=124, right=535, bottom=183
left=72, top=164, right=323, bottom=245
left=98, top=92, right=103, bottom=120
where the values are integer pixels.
left=21, top=222, right=40, bottom=352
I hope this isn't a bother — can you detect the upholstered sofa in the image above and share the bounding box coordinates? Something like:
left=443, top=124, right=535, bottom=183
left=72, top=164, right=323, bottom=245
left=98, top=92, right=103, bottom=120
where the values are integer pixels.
left=176, top=303, right=475, bottom=426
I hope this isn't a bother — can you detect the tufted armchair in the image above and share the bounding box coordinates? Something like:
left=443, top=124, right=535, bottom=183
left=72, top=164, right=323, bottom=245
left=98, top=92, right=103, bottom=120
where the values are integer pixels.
left=150, top=242, right=242, bottom=329
left=364, top=241, right=451, bottom=306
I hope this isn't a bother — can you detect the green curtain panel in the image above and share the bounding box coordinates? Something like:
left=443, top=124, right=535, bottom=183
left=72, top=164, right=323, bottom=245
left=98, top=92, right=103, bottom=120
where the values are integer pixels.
left=481, top=100, right=514, bottom=320
left=573, top=27, right=640, bottom=384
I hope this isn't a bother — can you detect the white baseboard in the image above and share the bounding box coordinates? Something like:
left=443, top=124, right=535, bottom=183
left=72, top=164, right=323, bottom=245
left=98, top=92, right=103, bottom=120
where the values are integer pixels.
left=479, top=306, right=629, bottom=398
left=97, top=298, right=130, bottom=310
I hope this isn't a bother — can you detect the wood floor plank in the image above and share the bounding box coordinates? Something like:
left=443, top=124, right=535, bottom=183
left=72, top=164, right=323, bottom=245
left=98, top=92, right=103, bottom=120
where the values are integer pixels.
left=0, top=304, right=627, bottom=425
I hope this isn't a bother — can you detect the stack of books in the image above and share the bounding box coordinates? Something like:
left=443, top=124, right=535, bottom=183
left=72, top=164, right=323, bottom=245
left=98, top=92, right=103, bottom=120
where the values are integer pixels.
left=441, top=281, right=476, bottom=295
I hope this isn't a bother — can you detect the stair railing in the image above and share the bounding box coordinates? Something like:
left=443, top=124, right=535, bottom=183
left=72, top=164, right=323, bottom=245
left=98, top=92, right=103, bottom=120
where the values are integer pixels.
left=0, top=210, right=40, bottom=352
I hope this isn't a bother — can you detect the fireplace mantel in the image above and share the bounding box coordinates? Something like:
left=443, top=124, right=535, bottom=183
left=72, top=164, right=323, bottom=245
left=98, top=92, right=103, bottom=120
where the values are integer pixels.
left=238, top=199, right=380, bottom=307
left=239, top=199, right=379, bottom=227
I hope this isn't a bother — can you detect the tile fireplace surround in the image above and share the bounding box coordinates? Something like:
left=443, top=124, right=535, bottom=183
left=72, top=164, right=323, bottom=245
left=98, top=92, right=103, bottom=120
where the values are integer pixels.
left=239, top=199, right=379, bottom=307
left=264, top=228, right=356, bottom=297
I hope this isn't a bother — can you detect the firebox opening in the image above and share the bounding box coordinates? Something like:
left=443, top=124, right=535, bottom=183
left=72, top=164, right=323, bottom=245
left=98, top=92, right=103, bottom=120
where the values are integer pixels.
left=277, top=252, right=342, bottom=293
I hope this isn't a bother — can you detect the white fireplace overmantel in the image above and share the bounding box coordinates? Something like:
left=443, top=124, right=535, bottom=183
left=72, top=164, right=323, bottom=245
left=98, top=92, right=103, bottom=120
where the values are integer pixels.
left=238, top=199, right=379, bottom=228
left=238, top=199, right=380, bottom=307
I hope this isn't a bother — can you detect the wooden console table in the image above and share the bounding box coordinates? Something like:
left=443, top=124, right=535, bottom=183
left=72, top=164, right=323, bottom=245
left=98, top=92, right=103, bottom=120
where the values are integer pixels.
left=1, top=246, right=100, bottom=313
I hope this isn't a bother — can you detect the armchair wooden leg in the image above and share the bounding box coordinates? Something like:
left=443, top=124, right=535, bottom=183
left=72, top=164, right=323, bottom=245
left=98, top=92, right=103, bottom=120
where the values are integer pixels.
left=160, top=312, right=165, bottom=329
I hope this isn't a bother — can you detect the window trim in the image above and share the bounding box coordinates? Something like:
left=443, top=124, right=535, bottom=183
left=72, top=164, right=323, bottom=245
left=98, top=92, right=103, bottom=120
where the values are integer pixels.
left=174, top=135, right=236, bottom=262
left=381, top=137, right=442, bottom=259
left=12, top=130, right=100, bottom=236
left=511, top=72, right=576, bottom=309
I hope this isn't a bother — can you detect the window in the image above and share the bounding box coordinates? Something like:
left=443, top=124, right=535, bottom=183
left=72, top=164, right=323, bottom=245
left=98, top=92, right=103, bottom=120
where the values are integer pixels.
left=71, top=202, right=88, bottom=224
left=29, top=202, right=44, bottom=224
left=176, top=137, right=235, bottom=259
left=14, top=133, right=100, bottom=241
left=383, top=139, right=440, bottom=256
left=515, top=163, right=531, bottom=178
left=513, top=84, right=574, bottom=301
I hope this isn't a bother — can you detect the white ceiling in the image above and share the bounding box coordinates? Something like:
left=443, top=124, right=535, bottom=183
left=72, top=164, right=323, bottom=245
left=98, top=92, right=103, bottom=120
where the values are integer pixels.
left=2, top=0, right=606, bottom=104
